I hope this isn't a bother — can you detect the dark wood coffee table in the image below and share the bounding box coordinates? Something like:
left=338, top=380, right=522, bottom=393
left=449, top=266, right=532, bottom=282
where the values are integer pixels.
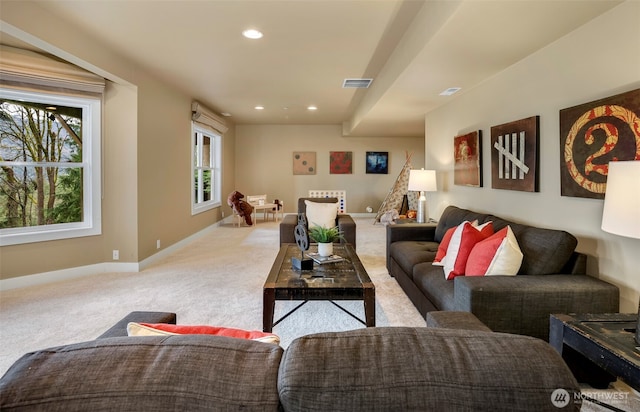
left=263, top=243, right=375, bottom=332
left=549, top=313, right=640, bottom=391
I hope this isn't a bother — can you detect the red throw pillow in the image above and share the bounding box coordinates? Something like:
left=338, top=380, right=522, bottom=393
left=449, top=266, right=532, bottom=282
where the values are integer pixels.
left=127, top=322, right=280, bottom=344
left=465, top=226, right=523, bottom=276
left=443, top=221, right=494, bottom=280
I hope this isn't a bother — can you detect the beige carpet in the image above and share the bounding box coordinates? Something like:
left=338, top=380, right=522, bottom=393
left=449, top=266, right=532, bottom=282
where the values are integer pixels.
left=0, top=217, right=425, bottom=375
left=1, top=216, right=638, bottom=411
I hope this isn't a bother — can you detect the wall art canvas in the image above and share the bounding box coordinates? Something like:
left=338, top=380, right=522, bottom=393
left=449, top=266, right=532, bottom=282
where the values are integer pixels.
left=366, top=151, right=388, bottom=174
left=292, top=151, right=316, bottom=175
left=454, top=131, right=482, bottom=187
left=560, top=88, right=640, bottom=199
left=491, top=116, right=539, bottom=192
left=330, top=151, right=352, bottom=174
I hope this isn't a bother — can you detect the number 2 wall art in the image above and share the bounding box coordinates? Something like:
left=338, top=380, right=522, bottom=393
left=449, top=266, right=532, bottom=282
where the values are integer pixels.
left=560, top=88, right=640, bottom=199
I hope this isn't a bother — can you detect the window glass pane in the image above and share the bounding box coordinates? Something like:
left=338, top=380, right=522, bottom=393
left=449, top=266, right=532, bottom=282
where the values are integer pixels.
left=202, top=136, right=211, bottom=167
left=0, top=165, right=83, bottom=228
left=0, top=100, right=83, bottom=163
left=202, top=169, right=212, bottom=201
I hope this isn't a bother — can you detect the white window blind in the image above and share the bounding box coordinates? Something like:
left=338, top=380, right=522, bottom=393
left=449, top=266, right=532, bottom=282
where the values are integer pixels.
left=191, top=101, right=228, bottom=135
left=0, top=45, right=105, bottom=95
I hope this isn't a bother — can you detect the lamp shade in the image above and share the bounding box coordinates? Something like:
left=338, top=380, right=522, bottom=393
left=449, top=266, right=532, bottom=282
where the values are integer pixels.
left=407, top=169, right=437, bottom=192
left=601, top=161, right=640, bottom=239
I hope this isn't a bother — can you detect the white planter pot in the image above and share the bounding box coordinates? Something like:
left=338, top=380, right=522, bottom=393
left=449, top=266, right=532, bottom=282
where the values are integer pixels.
left=317, top=242, right=333, bottom=257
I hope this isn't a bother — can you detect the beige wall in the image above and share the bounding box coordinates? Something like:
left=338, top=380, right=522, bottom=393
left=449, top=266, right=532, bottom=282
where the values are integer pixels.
left=0, top=1, right=229, bottom=278
left=424, top=1, right=640, bottom=312
left=234, top=124, right=424, bottom=215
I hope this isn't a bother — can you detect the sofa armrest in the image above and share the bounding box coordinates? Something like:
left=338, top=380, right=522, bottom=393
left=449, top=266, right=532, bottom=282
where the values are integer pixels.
left=279, top=214, right=298, bottom=246
left=96, top=311, right=177, bottom=339
left=453, top=275, right=619, bottom=340
left=386, top=223, right=437, bottom=244
left=337, top=214, right=356, bottom=249
left=386, top=224, right=437, bottom=271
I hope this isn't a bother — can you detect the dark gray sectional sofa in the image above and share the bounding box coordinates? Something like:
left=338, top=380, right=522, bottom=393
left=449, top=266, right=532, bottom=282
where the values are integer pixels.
left=1, top=311, right=582, bottom=411
left=386, top=205, right=620, bottom=340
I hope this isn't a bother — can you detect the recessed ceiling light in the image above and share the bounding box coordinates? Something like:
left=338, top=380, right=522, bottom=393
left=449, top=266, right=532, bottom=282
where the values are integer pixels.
left=439, top=87, right=461, bottom=96
left=307, top=105, right=317, bottom=111
left=242, top=29, right=263, bottom=39
left=254, top=105, right=264, bottom=110
left=221, top=112, right=232, bottom=117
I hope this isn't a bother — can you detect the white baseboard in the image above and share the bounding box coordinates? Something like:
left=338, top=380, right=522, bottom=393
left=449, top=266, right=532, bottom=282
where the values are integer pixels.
left=0, top=262, right=139, bottom=291
left=0, top=221, right=225, bottom=291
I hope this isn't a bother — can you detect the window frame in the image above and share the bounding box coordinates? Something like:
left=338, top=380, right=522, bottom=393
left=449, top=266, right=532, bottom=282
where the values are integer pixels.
left=191, top=122, right=221, bottom=215
left=0, top=88, right=102, bottom=246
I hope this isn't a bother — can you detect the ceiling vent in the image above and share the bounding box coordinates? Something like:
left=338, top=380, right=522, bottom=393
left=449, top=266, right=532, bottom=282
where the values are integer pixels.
left=342, top=78, right=373, bottom=89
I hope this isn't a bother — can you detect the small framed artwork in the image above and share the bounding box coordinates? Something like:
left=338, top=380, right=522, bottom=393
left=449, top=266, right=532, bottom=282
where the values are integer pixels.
left=560, top=88, right=640, bottom=199
left=454, top=131, right=482, bottom=187
left=366, top=151, right=388, bottom=174
left=330, top=151, right=353, bottom=174
left=491, top=116, right=539, bottom=192
left=293, top=151, right=316, bottom=175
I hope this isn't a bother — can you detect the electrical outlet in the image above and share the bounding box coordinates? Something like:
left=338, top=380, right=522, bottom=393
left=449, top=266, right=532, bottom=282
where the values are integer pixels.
left=156, top=239, right=161, bottom=249
left=112, top=250, right=119, bottom=260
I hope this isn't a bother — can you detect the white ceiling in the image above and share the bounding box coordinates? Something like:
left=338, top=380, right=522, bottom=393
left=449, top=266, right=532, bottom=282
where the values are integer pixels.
left=1, top=0, right=622, bottom=137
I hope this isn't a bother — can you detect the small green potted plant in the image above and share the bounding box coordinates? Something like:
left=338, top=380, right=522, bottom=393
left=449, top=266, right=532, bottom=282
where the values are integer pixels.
left=308, top=225, right=344, bottom=256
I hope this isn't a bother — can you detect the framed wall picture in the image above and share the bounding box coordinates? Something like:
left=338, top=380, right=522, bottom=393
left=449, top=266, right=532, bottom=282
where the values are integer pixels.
left=366, top=151, right=388, bottom=174
left=560, top=88, right=640, bottom=199
left=292, top=151, right=316, bottom=175
left=330, top=151, right=352, bottom=174
left=454, top=131, right=482, bottom=187
left=491, top=116, right=539, bottom=192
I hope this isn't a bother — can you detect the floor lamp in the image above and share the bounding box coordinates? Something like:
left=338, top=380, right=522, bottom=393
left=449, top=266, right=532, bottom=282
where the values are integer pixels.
left=601, top=160, right=640, bottom=344
left=407, top=169, right=437, bottom=223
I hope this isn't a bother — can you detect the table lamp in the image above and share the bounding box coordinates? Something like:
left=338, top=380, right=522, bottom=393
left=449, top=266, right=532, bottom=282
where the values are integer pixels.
left=407, top=169, right=437, bottom=223
left=601, top=160, right=640, bottom=344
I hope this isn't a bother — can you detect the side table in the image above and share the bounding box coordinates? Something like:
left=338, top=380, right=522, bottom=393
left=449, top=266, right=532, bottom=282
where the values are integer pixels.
left=549, top=313, right=640, bottom=391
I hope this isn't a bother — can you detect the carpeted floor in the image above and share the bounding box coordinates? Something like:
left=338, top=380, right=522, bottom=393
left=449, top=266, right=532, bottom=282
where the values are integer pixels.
left=0, top=217, right=425, bottom=375
left=1, top=216, right=638, bottom=411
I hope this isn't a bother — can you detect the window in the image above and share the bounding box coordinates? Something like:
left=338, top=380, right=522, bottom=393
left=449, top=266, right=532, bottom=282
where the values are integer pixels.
left=192, top=123, right=221, bottom=214
left=0, top=88, right=101, bottom=246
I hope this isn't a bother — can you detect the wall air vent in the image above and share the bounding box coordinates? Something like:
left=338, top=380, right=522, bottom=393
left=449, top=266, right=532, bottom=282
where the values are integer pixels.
left=342, top=78, right=373, bottom=88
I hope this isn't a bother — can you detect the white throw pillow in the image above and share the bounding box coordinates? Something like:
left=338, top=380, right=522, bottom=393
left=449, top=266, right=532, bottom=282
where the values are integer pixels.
left=305, top=200, right=338, bottom=229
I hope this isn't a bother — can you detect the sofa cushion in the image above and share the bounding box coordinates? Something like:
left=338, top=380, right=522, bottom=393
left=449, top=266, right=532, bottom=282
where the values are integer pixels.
left=465, top=226, right=523, bottom=276
left=278, top=327, right=580, bottom=412
left=484, top=215, right=578, bottom=275
left=413, top=263, right=456, bottom=311
left=389, top=241, right=438, bottom=279
left=435, top=206, right=491, bottom=243
left=127, top=322, right=280, bottom=344
left=0, top=335, right=283, bottom=411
